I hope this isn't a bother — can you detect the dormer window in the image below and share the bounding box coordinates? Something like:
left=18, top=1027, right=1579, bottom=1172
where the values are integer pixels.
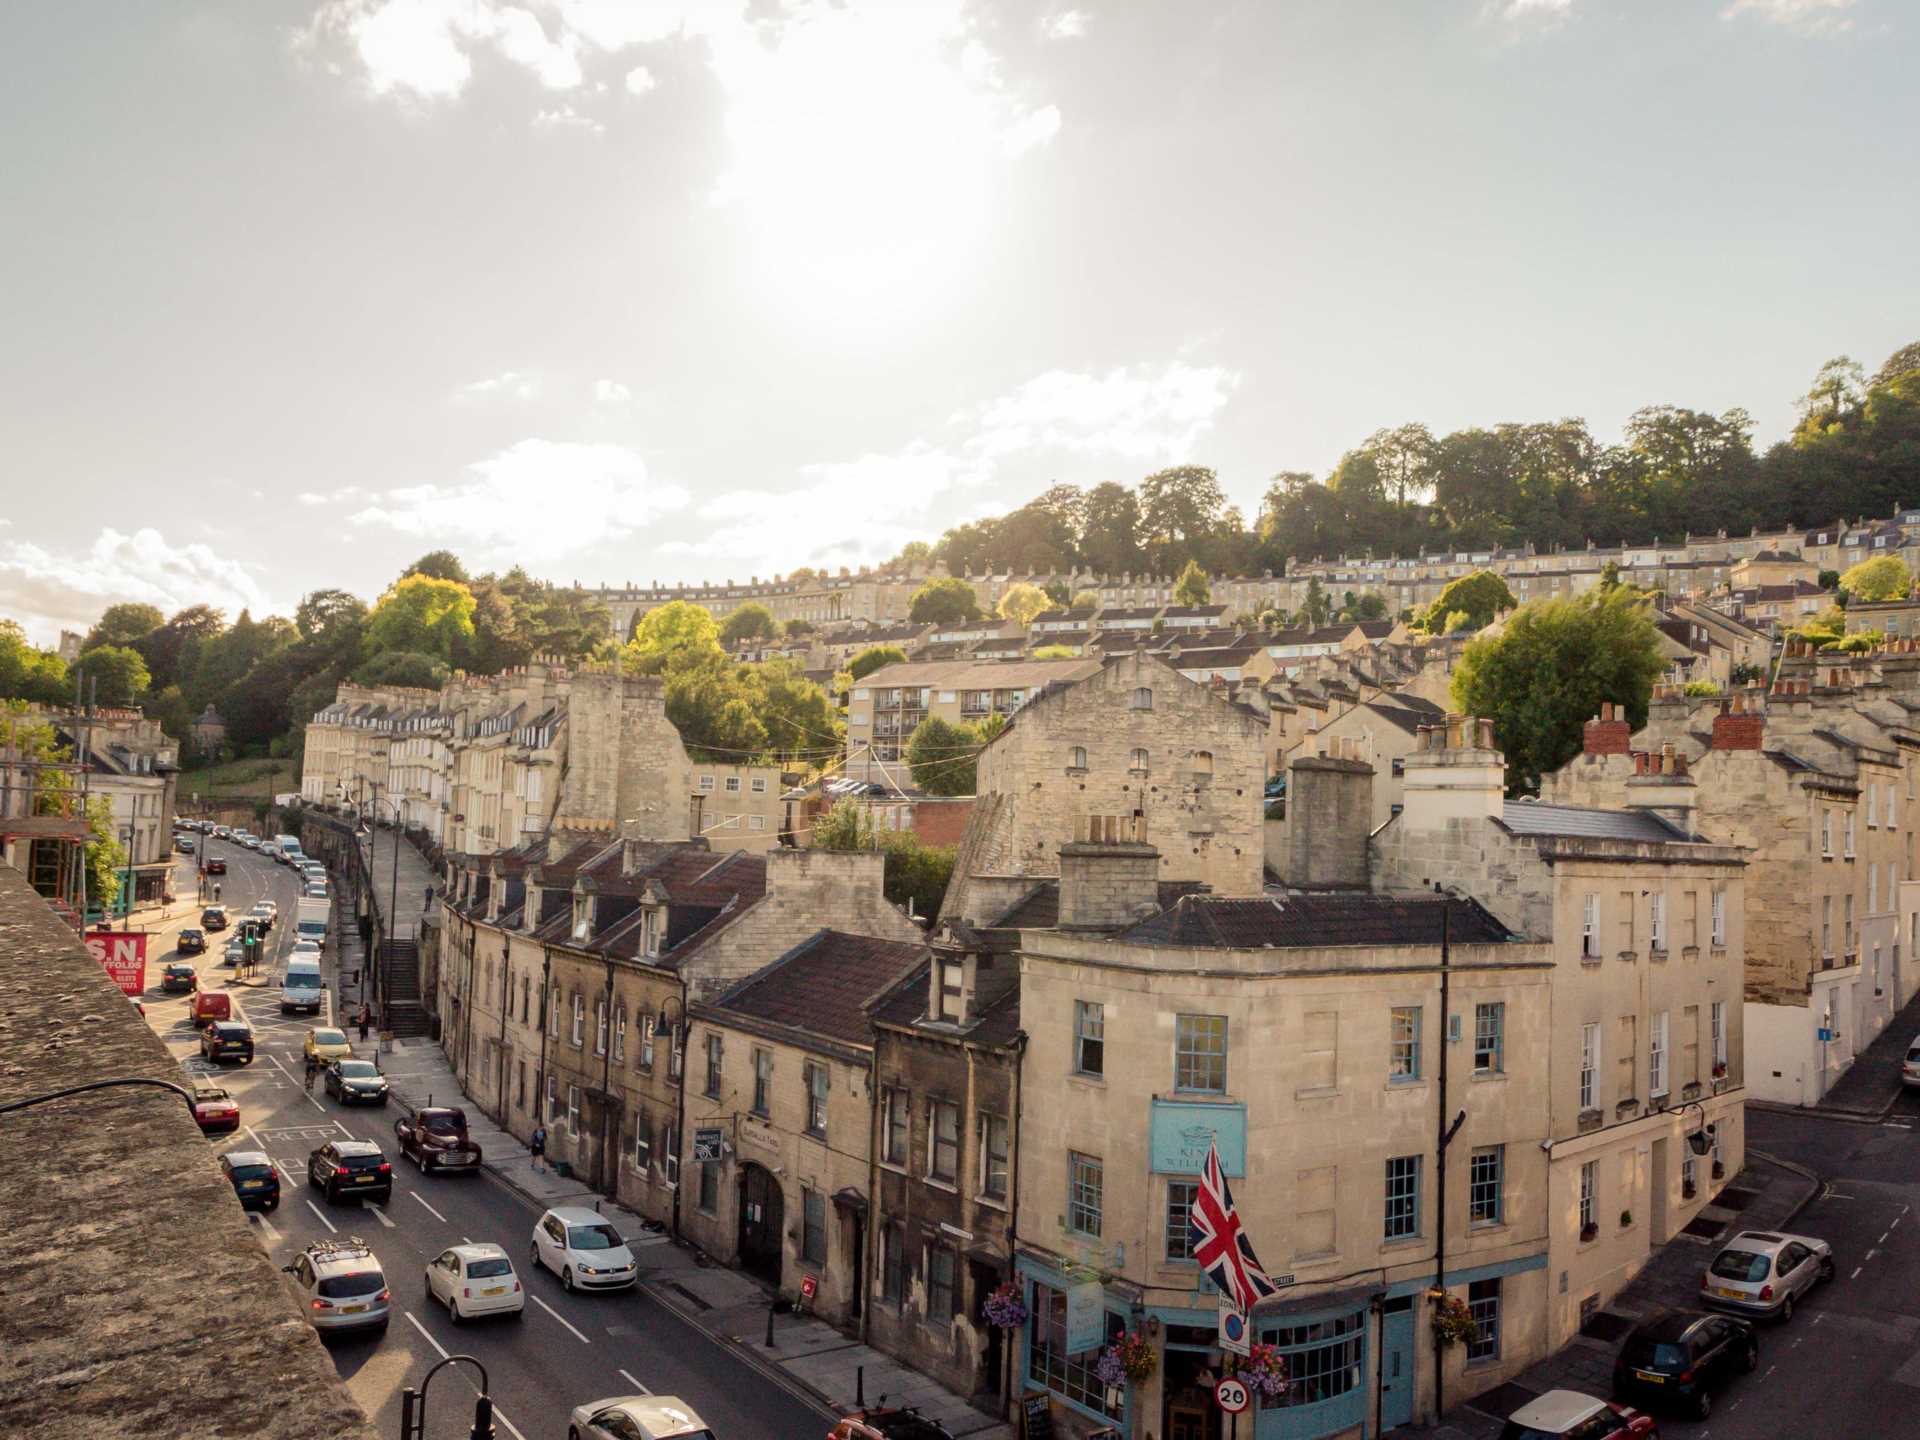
left=642, top=907, right=663, bottom=959
left=933, top=958, right=966, bottom=1022
left=572, top=896, right=591, bottom=942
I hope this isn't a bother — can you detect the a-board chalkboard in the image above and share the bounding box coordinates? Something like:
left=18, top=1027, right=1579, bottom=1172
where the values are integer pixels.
left=1022, top=1393, right=1054, bottom=1440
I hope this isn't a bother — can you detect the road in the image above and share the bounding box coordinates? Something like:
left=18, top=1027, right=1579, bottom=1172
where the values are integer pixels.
left=145, top=835, right=831, bottom=1440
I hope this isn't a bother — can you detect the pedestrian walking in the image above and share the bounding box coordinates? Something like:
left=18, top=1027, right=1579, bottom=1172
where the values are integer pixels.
left=530, top=1123, right=548, bottom=1174
left=356, top=1003, right=371, bottom=1042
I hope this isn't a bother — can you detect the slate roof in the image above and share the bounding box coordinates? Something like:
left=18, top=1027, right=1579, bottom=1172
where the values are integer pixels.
left=1498, top=800, right=1692, bottom=842
left=869, top=963, right=1022, bottom=1046
left=714, top=930, right=929, bottom=1047
left=1118, top=893, right=1512, bottom=949
left=991, top=878, right=1208, bottom=930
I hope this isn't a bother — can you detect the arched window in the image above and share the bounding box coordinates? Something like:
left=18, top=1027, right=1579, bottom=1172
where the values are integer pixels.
left=1131, top=747, right=1150, bottom=773
left=1130, top=687, right=1153, bottom=711
left=1070, top=746, right=1088, bottom=770
left=569, top=991, right=584, bottom=1046
left=1193, top=750, right=1214, bottom=776
left=594, top=998, right=608, bottom=1056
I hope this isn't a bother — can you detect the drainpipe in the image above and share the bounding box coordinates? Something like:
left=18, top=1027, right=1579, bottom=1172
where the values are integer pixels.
left=496, top=934, right=511, bottom=1126
left=1432, top=895, right=1467, bottom=1424
left=1005, top=1028, right=1028, bottom=1422
left=536, top=945, right=553, bottom=1126
left=669, top=976, right=688, bottom=1242
left=600, top=957, right=617, bottom=1196
left=860, top=1032, right=880, bottom=1347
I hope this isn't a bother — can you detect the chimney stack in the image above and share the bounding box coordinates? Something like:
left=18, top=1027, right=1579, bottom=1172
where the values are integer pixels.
left=1288, top=750, right=1374, bottom=890
left=1583, top=702, right=1632, bottom=757
left=1710, top=694, right=1765, bottom=751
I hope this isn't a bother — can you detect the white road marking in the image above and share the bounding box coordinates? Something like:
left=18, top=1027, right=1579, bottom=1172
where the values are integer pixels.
left=1852, top=1265, right=1864, bottom=1279
left=1868, top=1248, right=1880, bottom=1261
left=532, top=1294, right=592, bottom=1344
left=410, top=1192, right=448, bottom=1223
left=1882, top=1231, right=1891, bottom=1244
left=618, top=1368, right=650, bottom=1394
left=404, top=1311, right=530, bottom=1440
left=1895, top=1215, right=1904, bottom=1230
left=255, top=1214, right=281, bottom=1243
left=369, top=1204, right=397, bottom=1229
left=1763, top=1364, right=1776, bottom=1380
left=305, top=1200, right=338, bottom=1233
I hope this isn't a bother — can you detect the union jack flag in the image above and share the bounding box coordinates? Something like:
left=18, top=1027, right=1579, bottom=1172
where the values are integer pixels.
left=1191, top=1139, right=1277, bottom=1314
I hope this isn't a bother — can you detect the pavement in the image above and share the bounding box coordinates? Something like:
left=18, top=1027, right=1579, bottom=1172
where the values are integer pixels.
left=1806, top=987, right=1920, bottom=1118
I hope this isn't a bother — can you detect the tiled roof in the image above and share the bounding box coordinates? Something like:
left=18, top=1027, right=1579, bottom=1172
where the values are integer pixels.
left=991, top=878, right=1207, bottom=931
left=1498, top=800, right=1691, bottom=842
left=714, top=930, right=929, bottom=1047
left=869, top=964, right=1022, bottom=1046
left=855, top=657, right=1103, bottom=690
left=1119, top=893, right=1512, bottom=949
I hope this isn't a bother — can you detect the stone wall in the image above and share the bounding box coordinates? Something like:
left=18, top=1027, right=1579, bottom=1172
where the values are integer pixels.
left=554, top=668, right=694, bottom=841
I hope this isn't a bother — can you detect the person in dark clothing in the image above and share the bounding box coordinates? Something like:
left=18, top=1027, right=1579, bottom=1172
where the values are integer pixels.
left=530, top=1124, right=548, bottom=1174
left=356, top=1004, right=372, bottom=1042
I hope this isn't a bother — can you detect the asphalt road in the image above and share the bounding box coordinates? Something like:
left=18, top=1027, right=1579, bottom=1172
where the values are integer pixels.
left=144, top=837, right=831, bottom=1440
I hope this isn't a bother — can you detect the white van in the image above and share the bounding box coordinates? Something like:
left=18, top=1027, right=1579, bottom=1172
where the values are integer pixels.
left=281, top=957, right=325, bottom=1014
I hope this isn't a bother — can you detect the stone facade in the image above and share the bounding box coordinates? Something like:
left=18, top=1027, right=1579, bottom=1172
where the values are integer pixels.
left=943, top=653, right=1268, bottom=920
left=845, top=657, right=1103, bottom=781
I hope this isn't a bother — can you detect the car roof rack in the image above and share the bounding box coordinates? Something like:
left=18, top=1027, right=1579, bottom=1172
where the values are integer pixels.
left=306, top=1237, right=375, bottom=1262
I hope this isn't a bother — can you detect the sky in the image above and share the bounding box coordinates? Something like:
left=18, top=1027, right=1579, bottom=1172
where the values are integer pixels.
left=2, top=0, right=1916, bottom=643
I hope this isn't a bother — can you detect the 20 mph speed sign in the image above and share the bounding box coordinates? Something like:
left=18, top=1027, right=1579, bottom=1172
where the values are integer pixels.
left=1215, top=1377, right=1251, bottom=1414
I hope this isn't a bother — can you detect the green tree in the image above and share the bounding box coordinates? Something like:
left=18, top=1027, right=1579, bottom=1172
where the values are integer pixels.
left=1079, top=482, right=1143, bottom=574
left=1071, top=589, right=1101, bottom=610
left=1424, top=570, right=1517, bottom=633
left=1138, top=466, right=1226, bottom=570
left=365, top=574, right=477, bottom=663
left=1302, top=578, right=1330, bottom=629
left=1839, top=555, right=1911, bottom=602
left=906, top=715, right=980, bottom=795
left=810, top=798, right=954, bottom=920
left=813, top=796, right=876, bottom=849
left=74, top=644, right=151, bottom=706
left=744, top=657, right=841, bottom=757
left=720, top=602, right=778, bottom=645
left=908, top=576, right=982, bottom=625
left=354, top=650, right=451, bottom=689
left=783, top=618, right=817, bottom=638
left=1172, top=559, right=1212, bottom=606
left=1353, top=592, right=1389, bottom=621
left=1817, top=569, right=1841, bottom=591
left=0, top=620, right=71, bottom=704
left=134, top=604, right=226, bottom=693
left=848, top=645, right=908, bottom=682
left=1030, top=644, right=1077, bottom=659
left=404, top=549, right=471, bottom=584
left=82, top=602, right=165, bottom=654
left=624, top=600, right=724, bottom=675
left=1451, top=589, right=1667, bottom=794
left=997, top=582, right=1050, bottom=626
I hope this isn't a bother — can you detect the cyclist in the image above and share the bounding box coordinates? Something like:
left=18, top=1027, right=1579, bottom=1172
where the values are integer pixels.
left=304, top=1053, right=319, bottom=1092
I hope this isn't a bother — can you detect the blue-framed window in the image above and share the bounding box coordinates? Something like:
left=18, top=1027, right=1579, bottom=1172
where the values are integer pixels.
left=1027, top=1281, right=1123, bottom=1420
left=1259, top=1310, right=1366, bottom=1409
left=1469, top=1145, right=1504, bottom=1226
left=1384, top=1154, right=1421, bottom=1240
left=1389, top=1005, right=1421, bottom=1081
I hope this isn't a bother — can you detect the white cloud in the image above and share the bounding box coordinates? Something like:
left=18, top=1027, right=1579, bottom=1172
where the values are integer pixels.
left=532, top=103, right=605, bottom=134
left=301, top=0, right=581, bottom=100
left=624, top=64, right=657, bottom=95
left=963, top=361, right=1239, bottom=463
left=1719, top=0, right=1855, bottom=32
left=1481, top=0, right=1574, bottom=23
left=454, top=369, right=542, bottom=402
left=0, top=527, right=277, bottom=643
left=349, top=438, right=690, bottom=563
left=593, top=378, right=633, bottom=406
left=1042, top=10, right=1089, bottom=39
left=297, top=486, right=374, bottom=506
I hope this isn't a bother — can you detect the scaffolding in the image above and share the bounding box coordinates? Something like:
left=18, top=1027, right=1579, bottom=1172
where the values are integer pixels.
left=0, top=681, right=104, bottom=932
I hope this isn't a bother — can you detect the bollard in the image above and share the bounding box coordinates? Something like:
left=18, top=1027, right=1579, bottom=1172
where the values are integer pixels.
left=766, top=1299, right=777, bottom=1349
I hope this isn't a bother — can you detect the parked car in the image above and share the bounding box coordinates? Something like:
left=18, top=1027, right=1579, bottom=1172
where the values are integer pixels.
left=200, top=905, right=229, bottom=932
left=282, top=1237, right=389, bottom=1337
left=1613, top=1311, right=1755, bottom=1419
left=205, top=857, right=227, bottom=876
left=200, top=1020, right=255, bottom=1065
left=394, top=1106, right=481, bottom=1172
left=325, top=1059, right=391, bottom=1106
left=1701, top=1230, right=1834, bottom=1320
left=1498, top=1390, right=1657, bottom=1440
left=531, top=1207, right=637, bottom=1292
left=305, top=1027, right=354, bottom=1067
left=308, top=1140, right=393, bottom=1204
left=829, top=1407, right=955, bottom=1439
left=568, top=1396, right=713, bottom=1440
left=190, top=1084, right=241, bottom=1135
left=161, top=961, right=198, bottom=993
left=1902, top=1033, right=1920, bottom=1089
left=220, top=1149, right=280, bottom=1211
left=424, top=1243, right=525, bottom=1322
left=175, top=835, right=195, bottom=854
left=176, top=927, right=206, bottom=956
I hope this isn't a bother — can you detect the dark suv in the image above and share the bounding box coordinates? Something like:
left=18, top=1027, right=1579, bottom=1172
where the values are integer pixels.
left=308, top=1140, right=393, bottom=1205
left=176, top=928, right=206, bottom=955
left=1613, top=1311, right=1756, bottom=1420
left=200, top=1021, right=255, bottom=1065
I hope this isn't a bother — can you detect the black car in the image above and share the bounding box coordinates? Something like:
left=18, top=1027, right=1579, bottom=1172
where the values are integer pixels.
left=200, top=906, right=228, bottom=932
left=308, top=1140, right=393, bottom=1204
left=220, top=1149, right=281, bottom=1212
left=1614, top=1310, right=1756, bottom=1420
left=176, top=928, right=207, bottom=955
left=325, top=1059, right=391, bottom=1106
left=161, top=961, right=199, bottom=993
left=200, top=1021, right=255, bottom=1065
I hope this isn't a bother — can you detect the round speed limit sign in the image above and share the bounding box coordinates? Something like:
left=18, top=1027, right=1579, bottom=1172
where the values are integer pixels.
left=1215, top=1377, right=1251, bottom=1414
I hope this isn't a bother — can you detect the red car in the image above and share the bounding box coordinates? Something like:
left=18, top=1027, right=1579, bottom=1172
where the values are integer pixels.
left=829, top=1409, right=953, bottom=1440
left=1499, top=1389, right=1657, bottom=1440
left=191, top=1085, right=240, bottom=1135
left=205, top=858, right=227, bottom=875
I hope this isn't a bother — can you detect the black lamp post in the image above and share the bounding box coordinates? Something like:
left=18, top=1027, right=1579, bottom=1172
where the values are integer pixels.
left=398, top=1354, right=494, bottom=1440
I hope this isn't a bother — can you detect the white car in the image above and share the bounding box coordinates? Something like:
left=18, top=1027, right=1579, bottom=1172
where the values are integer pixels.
left=568, top=1396, right=714, bottom=1440
left=1903, top=1033, right=1920, bottom=1089
left=531, top=1207, right=637, bottom=1292
left=282, top=1237, right=390, bottom=1337
left=424, top=1243, right=525, bottom=1322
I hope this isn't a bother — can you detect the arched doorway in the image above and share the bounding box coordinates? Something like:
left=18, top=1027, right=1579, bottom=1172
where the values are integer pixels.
left=738, top=1163, right=784, bottom=1287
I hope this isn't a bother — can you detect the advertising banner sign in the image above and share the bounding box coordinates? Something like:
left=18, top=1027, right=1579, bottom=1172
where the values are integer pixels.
left=86, top=930, right=149, bottom=996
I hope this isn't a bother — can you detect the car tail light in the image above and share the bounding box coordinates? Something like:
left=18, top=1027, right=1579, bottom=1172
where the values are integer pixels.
left=512, top=1281, right=521, bottom=1293
left=377, top=1162, right=391, bottom=1174
left=463, top=1287, right=471, bottom=1298
left=1760, top=1283, right=1774, bottom=1301
left=311, top=1299, right=328, bottom=1310
left=1679, top=1367, right=1696, bottom=1383
left=378, top=1289, right=391, bottom=1302
left=335, top=1166, right=351, bottom=1176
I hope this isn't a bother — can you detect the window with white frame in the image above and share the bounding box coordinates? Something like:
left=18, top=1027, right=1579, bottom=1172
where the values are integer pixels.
left=882, top=1087, right=908, bottom=1166
left=570, top=993, right=585, bottom=1048
left=1468, top=1146, right=1504, bottom=1226
left=1174, top=1013, right=1228, bottom=1092
left=633, top=1108, right=651, bottom=1171
left=548, top=984, right=561, bottom=1036
left=1650, top=1011, right=1669, bottom=1098
left=1073, top=1000, right=1104, bottom=1076
left=804, top=1061, right=829, bottom=1139
left=748, top=815, right=765, bottom=831
left=1846, top=809, right=1857, bottom=857
left=1822, top=896, right=1833, bottom=957
left=929, top=1100, right=959, bottom=1183
left=1580, top=1022, right=1599, bottom=1110
left=1389, top=1005, right=1422, bottom=1081
left=566, top=1083, right=580, bottom=1134
left=698, top=775, right=714, bottom=792
left=1384, top=1155, right=1421, bottom=1240
left=752, top=1048, right=772, bottom=1116
left=1711, top=890, right=1726, bottom=947
left=751, top=776, right=767, bottom=794
left=1870, top=783, right=1880, bottom=827
left=1473, top=1002, right=1504, bottom=1074
left=1069, top=745, right=1087, bottom=770
left=1846, top=893, right=1855, bottom=952
left=1068, top=1152, right=1103, bottom=1236
left=1579, top=1160, right=1597, bottom=1233
left=640, top=1014, right=656, bottom=1070
left=594, top=998, right=608, bottom=1056
left=1129, top=746, right=1149, bottom=772
left=1130, top=687, right=1153, bottom=710
left=725, top=775, right=740, bottom=793
left=613, top=1006, right=626, bottom=1062
left=1711, top=1001, right=1727, bottom=1073
left=1581, top=892, right=1600, bottom=957
left=1824, top=810, right=1835, bottom=857
left=1650, top=892, right=1666, bottom=951
left=704, top=1032, right=723, bottom=1098
left=978, top=1111, right=1009, bottom=1200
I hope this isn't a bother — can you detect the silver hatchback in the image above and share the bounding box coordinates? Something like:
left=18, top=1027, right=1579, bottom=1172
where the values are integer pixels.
left=1700, top=1230, right=1833, bottom=1320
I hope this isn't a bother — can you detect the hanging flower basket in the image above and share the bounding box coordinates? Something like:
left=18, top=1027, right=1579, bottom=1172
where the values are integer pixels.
left=1230, top=1341, right=1291, bottom=1400
left=1096, top=1331, right=1157, bottom=1386
left=983, top=1282, right=1028, bottom=1330
left=1431, top=1293, right=1477, bottom=1347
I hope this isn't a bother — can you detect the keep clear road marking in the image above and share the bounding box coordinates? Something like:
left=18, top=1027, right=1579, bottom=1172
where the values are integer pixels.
left=368, top=1204, right=397, bottom=1229
left=405, top=1312, right=530, bottom=1440
left=618, top=1369, right=650, bottom=1394
left=305, top=1200, right=338, bottom=1234
left=410, top=1192, right=448, bottom=1224
left=532, top=1294, right=592, bottom=1344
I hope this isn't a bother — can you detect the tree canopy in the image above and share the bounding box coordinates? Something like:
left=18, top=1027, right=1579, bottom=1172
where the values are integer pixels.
left=1421, top=570, right=1517, bottom=633
left=720, top=602, right=778, bottom=645
left=365, top=574, right=477, bottom=662
left=847, top=645, right=907, bottom=682
left=908, top=576, right=982, bottom=625
left=1840, top=555, right=1911, bottom=602
left=1451, top=589, right=1667, bottom=794
left=1172, top=560, right=1211, bottom=606
left=74, top=644, right=151, bottom=706
left=83, top=602, right=166, bottom=654
left=906, top=715, right=981, bottom=796
left=996, top=582, right=1050, bottom=626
